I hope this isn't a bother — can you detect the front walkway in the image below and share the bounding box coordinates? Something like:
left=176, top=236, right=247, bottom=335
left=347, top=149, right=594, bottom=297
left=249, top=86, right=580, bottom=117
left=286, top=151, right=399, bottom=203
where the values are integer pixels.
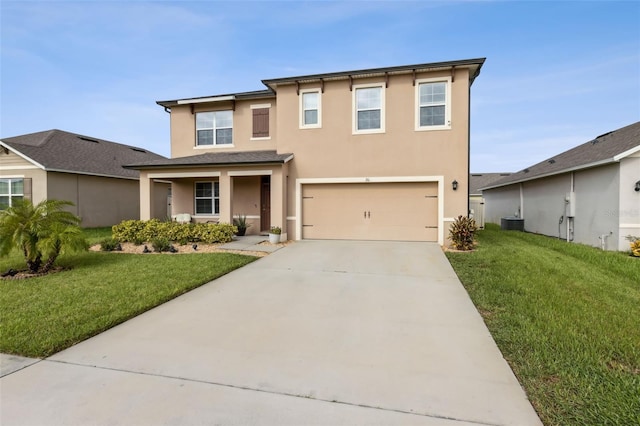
left=219, top=234, right=281, bottom=253
left=0, top=241, right=541, bottom=425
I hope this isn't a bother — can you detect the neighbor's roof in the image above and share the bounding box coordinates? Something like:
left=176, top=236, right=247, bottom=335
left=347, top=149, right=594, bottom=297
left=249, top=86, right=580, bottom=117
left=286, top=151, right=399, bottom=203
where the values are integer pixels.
left=125, top=150, right=293, bottom=169
left=157, top=58, right=486, bottom=108
left=469, top=173, right=512, bottom=195
left=1, top=129, right=167, bottom=180
left=482, top=121, right=640, bottom=190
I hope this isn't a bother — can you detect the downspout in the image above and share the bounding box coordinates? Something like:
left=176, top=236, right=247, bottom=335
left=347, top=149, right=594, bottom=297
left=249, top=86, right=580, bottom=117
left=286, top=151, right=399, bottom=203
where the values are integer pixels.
left=519, top=183, right=524, bottom=219
left=467, top=76, right=471, bottom=217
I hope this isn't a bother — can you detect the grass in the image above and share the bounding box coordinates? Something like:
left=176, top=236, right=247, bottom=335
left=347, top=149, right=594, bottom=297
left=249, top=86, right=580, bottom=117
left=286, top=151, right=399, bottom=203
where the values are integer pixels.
left=0, top=227, right=257, bottom=357
left=446, top=224, right=640, bottom=426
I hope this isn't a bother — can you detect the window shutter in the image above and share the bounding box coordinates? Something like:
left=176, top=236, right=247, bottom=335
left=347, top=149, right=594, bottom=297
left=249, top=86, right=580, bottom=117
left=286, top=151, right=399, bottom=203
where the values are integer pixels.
left=23, top=178, right=32, bottom=201
left=252, top=108, right=269, bottom=138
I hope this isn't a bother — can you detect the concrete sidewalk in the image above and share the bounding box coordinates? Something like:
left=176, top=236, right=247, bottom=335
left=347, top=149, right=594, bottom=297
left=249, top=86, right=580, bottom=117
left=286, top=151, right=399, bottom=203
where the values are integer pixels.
left=0, top=241, right=541, bottom=425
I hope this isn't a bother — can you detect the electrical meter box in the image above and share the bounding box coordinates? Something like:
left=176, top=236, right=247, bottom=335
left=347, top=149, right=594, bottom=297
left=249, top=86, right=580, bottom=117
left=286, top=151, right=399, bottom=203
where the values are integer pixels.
left=565, top=192, right=576, bottom=217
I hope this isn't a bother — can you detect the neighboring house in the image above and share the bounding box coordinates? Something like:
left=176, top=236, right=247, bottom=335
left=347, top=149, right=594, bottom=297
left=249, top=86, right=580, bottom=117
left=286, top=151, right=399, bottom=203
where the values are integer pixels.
left=127, top=58, right=486, bottom=244
left=469, top=172, right=512, bottom=228
left=0, top=130, right=170, bottom=227
left=482, top=122, right=640, bottom=251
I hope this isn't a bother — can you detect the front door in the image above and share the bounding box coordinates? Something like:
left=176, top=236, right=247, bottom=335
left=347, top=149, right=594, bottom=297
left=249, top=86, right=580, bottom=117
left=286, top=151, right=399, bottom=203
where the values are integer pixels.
left=260, top=176, right=271, bottom=232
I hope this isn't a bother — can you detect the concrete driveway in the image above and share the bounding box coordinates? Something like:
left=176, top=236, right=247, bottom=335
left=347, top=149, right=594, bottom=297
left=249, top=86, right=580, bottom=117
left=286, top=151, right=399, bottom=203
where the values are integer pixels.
left=1, top=241, right=541, bottom=425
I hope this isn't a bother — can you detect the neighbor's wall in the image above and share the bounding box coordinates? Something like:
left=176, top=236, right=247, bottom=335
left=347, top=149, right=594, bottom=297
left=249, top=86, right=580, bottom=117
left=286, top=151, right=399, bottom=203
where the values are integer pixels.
left=523, top=174, right=572, bottom=238
left=485, top=165, right=623, bottom=251
left=618, top=154, right=640, bottom=250
left=484, top=184, right=521, bottom=224
left=572, top=164, right=620, bottom=250
left=47, top=172, right=141, bottom=227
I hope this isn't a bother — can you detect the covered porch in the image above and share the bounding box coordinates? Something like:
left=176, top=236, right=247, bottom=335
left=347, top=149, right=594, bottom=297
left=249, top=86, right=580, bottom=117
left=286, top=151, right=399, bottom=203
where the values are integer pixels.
left=127, top=151, right=293, bottom=240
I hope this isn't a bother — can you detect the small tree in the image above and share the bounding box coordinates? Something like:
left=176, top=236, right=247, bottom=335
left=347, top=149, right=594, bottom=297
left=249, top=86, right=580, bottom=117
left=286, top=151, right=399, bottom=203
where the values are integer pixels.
left=0, top=199, right=87, bottom=273
left=449, top=215, right=478, bottom=251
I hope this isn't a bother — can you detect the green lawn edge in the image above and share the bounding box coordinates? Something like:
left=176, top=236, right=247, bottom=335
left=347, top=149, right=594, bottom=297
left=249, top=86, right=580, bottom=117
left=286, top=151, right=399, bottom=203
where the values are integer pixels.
left=446, top=224, right=640, bottom=426
left=1, top=244, right=258, bottom=358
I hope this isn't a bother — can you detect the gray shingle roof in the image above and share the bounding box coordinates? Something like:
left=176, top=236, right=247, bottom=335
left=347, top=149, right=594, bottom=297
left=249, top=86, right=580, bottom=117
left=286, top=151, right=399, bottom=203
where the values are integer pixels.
left=483, top=121, right=640, bottom=190
left=1, top=129, right=167, bottom=179
left=470, top=173, right=512, bottom=195
left=125, top=150, right=293, bottom=169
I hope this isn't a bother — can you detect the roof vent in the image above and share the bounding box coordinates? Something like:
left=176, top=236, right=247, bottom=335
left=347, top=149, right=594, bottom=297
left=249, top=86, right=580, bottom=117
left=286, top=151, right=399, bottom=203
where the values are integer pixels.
left=500, top=173, right=511, bottom=176
left=523, top=168, right=530, bottom=173
left=78, top=136, right=99, bottom=143
left=130, top=147, right=146, bottom=153
left=548, top=159, right=556, bottom=164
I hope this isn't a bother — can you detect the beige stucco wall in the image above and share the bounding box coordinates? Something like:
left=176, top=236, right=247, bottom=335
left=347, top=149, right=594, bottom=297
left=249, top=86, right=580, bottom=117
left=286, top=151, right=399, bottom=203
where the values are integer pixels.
left=159, top=67, right=475, bottom=242
left=47, top=172, right=169, bottom=227
left=170, top=98, right=278, bottom=158
left=48, top=172, right=140, bottom=227
left=277, top=69, right=471, bottom=233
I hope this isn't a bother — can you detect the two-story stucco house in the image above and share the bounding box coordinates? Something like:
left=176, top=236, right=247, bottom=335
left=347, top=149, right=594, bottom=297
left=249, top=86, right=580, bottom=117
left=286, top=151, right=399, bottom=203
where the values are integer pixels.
left=127, top=58, right=485, bottom=244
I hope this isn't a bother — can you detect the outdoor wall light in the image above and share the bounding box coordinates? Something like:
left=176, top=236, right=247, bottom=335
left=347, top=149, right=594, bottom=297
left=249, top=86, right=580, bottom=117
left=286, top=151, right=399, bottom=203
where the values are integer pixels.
left=635, top=180, right=640, bottom=192
left=452, top=180, right=458, bottom=191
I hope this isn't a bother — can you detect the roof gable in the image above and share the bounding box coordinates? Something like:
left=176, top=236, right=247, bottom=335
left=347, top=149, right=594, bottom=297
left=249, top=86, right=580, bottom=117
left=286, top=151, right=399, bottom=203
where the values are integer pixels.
left=470, top=173, right=512, bottom=195
left=483, top=121, right=640, bottom=190
left=1, top=130, right=167, bottom=180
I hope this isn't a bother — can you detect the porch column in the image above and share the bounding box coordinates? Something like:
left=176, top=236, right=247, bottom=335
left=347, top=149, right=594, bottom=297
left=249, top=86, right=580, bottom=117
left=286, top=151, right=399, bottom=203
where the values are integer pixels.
left=139, top=172, right=153, bottom=220
left=271, top=167, right=285, bottom=239
left=219, top=171, right=233, bottom=224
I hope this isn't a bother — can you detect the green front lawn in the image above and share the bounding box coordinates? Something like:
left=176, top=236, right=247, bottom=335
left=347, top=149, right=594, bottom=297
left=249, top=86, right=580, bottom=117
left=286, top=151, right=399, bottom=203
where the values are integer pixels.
left=0, top=228, right=257, bottom=357
left=446, top=224, right=640, bottom=426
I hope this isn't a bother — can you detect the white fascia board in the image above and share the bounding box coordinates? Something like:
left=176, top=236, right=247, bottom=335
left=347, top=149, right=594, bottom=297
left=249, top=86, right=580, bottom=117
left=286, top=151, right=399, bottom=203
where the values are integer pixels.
left=147, top=171, right=221, bottom=179
left=0, top=141, right=46, bottom=170
left=613, top=145, right=640, bottom=161
left=177, top=95, right=235, bottom=105
left=228, top=170, right=273, bottom=177
left=481, top=158, right=617, bottom=191
left=283, top=154, right=294, bottom=163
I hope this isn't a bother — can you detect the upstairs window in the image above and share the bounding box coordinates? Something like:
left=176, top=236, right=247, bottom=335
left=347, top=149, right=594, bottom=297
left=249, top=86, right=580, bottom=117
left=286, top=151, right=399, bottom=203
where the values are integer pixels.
left=196, top=111, right=233, bottom=146
left=416, top=78, right=451, bottom=130
left=353, top=84, right=385, bottom=134
left=0, top=178, right=27, bottom=210
left=300, top=90, right=321, bottom=128
left=194, top=181, right=219, bottom=215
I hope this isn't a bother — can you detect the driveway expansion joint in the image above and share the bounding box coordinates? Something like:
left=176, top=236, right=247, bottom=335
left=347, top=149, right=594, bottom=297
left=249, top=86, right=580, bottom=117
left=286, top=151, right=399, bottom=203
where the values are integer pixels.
left=45, top=359, right=502, bottom=426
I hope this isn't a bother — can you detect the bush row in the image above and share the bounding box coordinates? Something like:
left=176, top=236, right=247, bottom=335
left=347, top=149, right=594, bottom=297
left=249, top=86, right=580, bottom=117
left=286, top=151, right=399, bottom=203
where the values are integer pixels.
left=112, top=219, right=237, bottom=244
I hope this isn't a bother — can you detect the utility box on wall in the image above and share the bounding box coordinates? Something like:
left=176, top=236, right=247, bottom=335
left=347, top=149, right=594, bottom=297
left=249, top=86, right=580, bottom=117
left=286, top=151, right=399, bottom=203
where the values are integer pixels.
left=565, top=192, right=576, bottom=217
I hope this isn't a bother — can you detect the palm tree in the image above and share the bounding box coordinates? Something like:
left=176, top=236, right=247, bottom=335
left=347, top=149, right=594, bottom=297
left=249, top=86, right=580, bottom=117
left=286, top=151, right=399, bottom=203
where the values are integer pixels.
left=0, top=199, right=87, bottom=273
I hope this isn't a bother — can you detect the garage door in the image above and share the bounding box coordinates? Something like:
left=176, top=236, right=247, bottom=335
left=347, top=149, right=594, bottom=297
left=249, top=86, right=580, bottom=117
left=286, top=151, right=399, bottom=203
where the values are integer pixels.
left=301, top=182, right=438, bottom=241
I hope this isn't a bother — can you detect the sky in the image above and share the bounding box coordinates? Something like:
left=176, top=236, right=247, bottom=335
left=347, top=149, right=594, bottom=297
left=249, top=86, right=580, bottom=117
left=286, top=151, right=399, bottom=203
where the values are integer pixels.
left=1, top=0, right=639, bottom=172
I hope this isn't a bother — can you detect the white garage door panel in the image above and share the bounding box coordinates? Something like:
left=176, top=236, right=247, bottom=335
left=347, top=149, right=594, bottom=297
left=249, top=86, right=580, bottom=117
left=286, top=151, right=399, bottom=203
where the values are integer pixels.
left=302, top=182, right=438, bottom=242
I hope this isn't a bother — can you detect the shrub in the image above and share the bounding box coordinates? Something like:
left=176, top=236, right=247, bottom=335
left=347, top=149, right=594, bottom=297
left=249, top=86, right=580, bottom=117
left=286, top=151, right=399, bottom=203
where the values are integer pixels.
left=449, top=215, right=478, bottom=251
left=111, top=219, right=236, bottom=245
left=99, top=238, right=121, bottom=252
left=626, top=235, right=640, bottom=257
left=151, top=237, right=171, bottom=253
left=0, top=199, right=87, bottom=273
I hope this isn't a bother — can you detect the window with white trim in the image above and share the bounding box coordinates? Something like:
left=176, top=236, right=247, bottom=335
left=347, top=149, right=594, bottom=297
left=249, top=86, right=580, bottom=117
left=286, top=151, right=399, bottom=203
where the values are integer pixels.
left=416, top=78, right=451, bottom=130
left=0, top=178, right=24, bottom=210
left=300, top=90, right=321, bottom=128
left=194, top=181, right=219, bottom=215
left=353, top=84, right=385, bottom=134
left=196, top=111, right=233, bottom=146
